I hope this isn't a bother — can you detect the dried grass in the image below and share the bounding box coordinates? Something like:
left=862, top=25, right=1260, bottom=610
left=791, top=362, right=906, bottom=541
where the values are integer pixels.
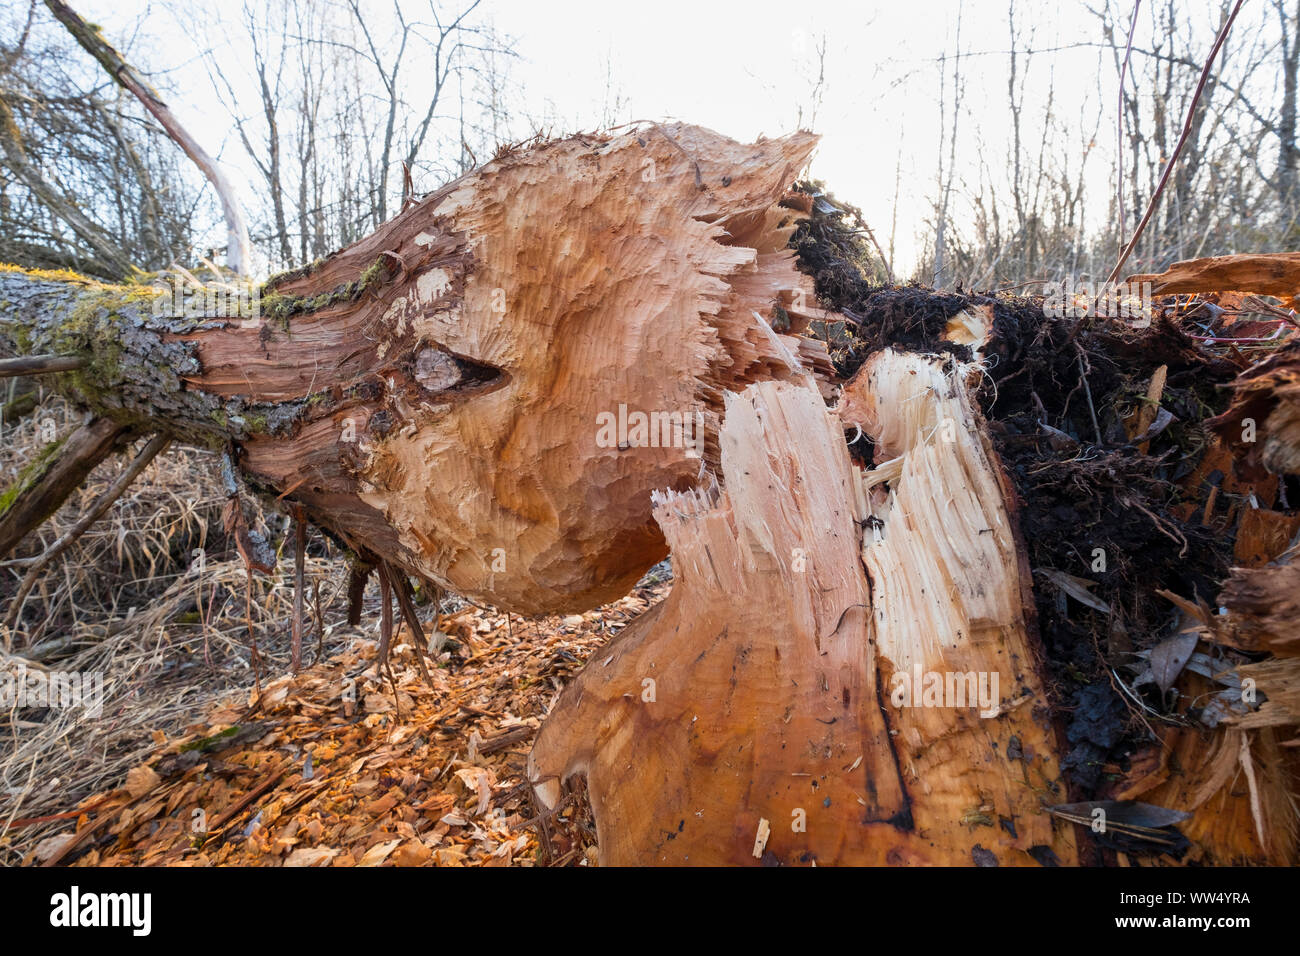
left=0, top=396, right=359, bottom=864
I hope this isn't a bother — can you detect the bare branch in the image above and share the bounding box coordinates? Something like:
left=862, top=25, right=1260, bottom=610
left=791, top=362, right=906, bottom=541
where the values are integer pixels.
left=42, top=0, right=252, bottom=274
left=0, top=354, right=86, bottom=378
left=4, top=433, right=170, bottom=632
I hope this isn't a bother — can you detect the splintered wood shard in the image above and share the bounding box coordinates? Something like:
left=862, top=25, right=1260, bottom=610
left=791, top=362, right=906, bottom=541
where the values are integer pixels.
left=838, top=349, right=1071, bottom=863
left=529, top=357, right=1077, bottom=865
left=1211, top=343, right=1300, bottom=481
left=1126, top=252, right=1300, bottom=306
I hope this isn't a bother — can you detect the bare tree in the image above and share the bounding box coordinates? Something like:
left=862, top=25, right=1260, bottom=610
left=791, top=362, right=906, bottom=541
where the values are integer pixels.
left=0, top=0, right=212, bottom=277
left=195, top=0, right=515, bottom=267
left=931, top=3, right=964, bottom=290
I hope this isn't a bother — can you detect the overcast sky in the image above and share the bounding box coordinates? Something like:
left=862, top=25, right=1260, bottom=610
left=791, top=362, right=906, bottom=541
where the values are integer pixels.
left=59, top=0, right=1278, bottom=274
left=494, top=0, right=1102, bottom=269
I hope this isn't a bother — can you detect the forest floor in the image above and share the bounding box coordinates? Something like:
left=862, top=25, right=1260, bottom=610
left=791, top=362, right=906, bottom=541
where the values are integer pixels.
left=21, top=589, right=668, bottom=867
left=0, top=397, right=664, bottom=866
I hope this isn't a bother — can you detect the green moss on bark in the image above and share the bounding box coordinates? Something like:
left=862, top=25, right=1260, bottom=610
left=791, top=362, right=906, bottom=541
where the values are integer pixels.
left=0, top=433, right=68, bottom=521
left=259, top=256, right=389, bottom=330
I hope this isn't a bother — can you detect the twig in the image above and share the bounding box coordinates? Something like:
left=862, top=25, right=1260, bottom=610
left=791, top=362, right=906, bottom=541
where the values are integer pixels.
left=1075, top=346, right=1103, bottom=446
left=5, top=433, right=169, bottom=631
left=527, top=790, right=572, bottom=865
left=1115, top=0, right=1142, bottom=249
left=401, top=161, right=416, bottom=212
left=0, top=794, right=113, bottom=831
left=0, top=355, right=86, bottom=378
left=375, top=564, right=403, bottom=718
left=476, top=725, right=536, bottom=755
left=312, top=570, right=326, bottom=665
left=198, top=769, right=288, bottom=847
left=386, top=562, right=437, bottom=690
left=290, top=505, right=306, bottom=673
left=1107, top=0, right=1245, bottom=283
left=377, top=564, right=394, bottom=664
left=244, top=567, right=262, bottom=701
left=848, top=214, right=893, bottom=285
left=40, top=805, right=116, bottom=867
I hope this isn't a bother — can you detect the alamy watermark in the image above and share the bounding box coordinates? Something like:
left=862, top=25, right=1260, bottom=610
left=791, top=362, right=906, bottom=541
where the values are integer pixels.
left=889, top=665, right=1001, bottom=718
left=0, top=662, right=103, bottom=717
left=1043, top=277, right=1152, bottom=327
left=50, top=886, right=150, bottom=936
left=151, top=276, right=261, bottom=325
left=595, top=404, right=705, bottom=459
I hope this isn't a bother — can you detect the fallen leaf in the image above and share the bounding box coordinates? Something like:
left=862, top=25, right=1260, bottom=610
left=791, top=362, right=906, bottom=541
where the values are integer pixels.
left=33, top=832, right=76, bottom=862
left=357, top=838, right=401, bottom=867
left=124, top=764, right=161, bottom=798
left=392, top=840, right=432, bottom=866
left=1036, top=568, right=1111, bottom=614
left=434, top=845, right=467, bottom=866
left=1149, top=631, right=1199, bottom=694
left=284, top=846, right=339, bottom=867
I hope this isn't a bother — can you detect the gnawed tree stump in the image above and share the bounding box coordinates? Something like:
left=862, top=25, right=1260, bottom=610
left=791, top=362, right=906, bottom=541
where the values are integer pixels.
left=529, top=356, right=1077, bottom=866
left=521, top=251, right=1300, bottom=865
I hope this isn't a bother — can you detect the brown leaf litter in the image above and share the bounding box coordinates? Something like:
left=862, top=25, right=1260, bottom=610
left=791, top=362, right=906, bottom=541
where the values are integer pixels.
left=21, top=584, right=667, bottom=867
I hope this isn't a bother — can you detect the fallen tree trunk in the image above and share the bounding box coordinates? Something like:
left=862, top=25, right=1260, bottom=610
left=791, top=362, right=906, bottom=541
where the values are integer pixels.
left=2, top=125, right=1296, bottom=866
left=0, top=124, right=830, bottom=615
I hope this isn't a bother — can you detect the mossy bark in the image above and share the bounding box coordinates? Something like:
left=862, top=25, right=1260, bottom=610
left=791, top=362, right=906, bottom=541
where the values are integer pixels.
left=0, top=268, right=308, bottom=446
left=0, top=415, right=131, bottom=557
left=0, top=254, right=442, bottom=580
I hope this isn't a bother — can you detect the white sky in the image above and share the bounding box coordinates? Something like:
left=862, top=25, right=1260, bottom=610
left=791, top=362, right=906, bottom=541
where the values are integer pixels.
left=64, top=0, right=1275, bottom=275
left=492, top=0, right=1102, bottom=270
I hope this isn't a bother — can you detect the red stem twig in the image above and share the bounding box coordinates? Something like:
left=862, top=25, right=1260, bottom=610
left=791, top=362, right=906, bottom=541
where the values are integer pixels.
left=1107, top=0, right=1244, bottom=284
